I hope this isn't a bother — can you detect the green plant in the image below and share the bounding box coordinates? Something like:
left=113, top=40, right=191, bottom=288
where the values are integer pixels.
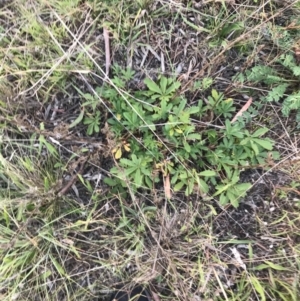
left=84, top=111, right=101, bottom=135
left=213, top=169, right=251, bottom=208
left=144, top=76, right=181, bottom=103
left=110, top=154, right=156, bottom=189
left=236, top=55, right=300, bottom=126
left=102, top=66, right=276, bottom=206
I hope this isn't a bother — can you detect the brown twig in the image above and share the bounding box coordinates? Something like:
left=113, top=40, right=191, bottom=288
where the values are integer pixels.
left=103, top=26, right=111, bottom=79
left=57, top=157, right=88, bottom=196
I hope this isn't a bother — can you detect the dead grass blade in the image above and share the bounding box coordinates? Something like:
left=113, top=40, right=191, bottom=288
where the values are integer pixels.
left=103, top=26, right=111, bottom=78
left=231, top=97, right=252, bottom=123
left=164, top=173, right=172, bottom=199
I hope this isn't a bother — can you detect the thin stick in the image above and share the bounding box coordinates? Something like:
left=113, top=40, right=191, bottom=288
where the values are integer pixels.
left=103, top=26, right=111, bottom=79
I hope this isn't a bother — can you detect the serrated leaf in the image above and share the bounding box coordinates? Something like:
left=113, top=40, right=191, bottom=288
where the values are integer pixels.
left=144, top=78, right=162, bottom=94
left=141, top=167, right=151, bottom=176
left=165, top=81, right=181, bottom=95
left=250, top=140, right=259, bottom=155
left=264, top=84, right=288, bottom=102
left=235, top=182, right=252, bottom=193
left=183, top=141, right=191, bottom=152
left=253, top=138, right=273, bottom=150
left=174, top=181, right=185, bottom=191
left=228, top=191, right=239, bottom=208
left=213, top=183, right=232, bottom=196
left=199, top=170, right=216, bottom=177
left=219, top=193, right=228, bottom=205
left=202, top=77, right=213, bottom=89
left=199, top=178, right=209, bottom=193
left=252, top=127, right=269, bottom=137
left=292, top=66, right=300, bottom=76
left=188, top=106, right=200, bottom=114
left=175, top=128, right=183, bottom=134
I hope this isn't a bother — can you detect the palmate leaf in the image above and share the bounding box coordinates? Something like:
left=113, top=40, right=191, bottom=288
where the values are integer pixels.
left=165, top=80, right=181, bottom=95
left=120, top=158, right=136, bottom=167
left=144, top=78, right=162, bottom=94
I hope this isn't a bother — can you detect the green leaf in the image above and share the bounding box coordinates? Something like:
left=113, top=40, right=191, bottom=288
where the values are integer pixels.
left=292, top=66, right=300, bottom=76
left=165, top=81, right=181, bottom=95
left=227, top=190, right=239, bottom=208
left=213, top=183, right=232, bottom=196
left=50, top=255, right=66, bottom=276
left=235, top=182, right=252, bottom=193
left=250, top=140, right=259, bottom=155
left=87, top=124, right=94, bottom=135
left=253, top=261, right=289, bottom=271
left=198, top=178, right=209, bottom=193
left=160, top=76, right=168, bottom=94
left=250, top=276, right=266, bottom=301
left=104, top=177, right=118, bottom=186
left=186, top=133, right=202, bottom=140
left=253, top=138, right=273, bottom=150
left=252, top=127, right=269, bottom=138
left=120, top=158, right=136, bottom=167
left=174, top=181, right=185, bottom=191
left=188, top=106, right=200, bottom=114
left=219, top=193, right=228, bottom=205
left=199, top=170, right=216, bottom=177
left=144, top=78, right=162, bottom=94
left=69, top=109, right=84, bottom=128
left=202, top=77, right=213, bottom=89
left=39, top=135, right=58, bottom=156
left=211, top=89, right=219, bottom=101
left=134, top=168, right=142, bottom=187
left=125, top=166, right=138, bottom=176
left=180, top=15, right=211, bottom=33
left=183, top=141, right=191, bottom=152
left=264, top=84, right=288, bottom=102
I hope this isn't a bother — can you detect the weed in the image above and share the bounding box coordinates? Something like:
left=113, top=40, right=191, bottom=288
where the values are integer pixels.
left=234, top=16, right=300, bottom=127
left=95, top=67, right=276, bottom=207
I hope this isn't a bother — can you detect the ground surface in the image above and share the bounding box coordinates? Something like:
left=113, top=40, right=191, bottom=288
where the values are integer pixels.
left=0, top=1, right=300, bottom=301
